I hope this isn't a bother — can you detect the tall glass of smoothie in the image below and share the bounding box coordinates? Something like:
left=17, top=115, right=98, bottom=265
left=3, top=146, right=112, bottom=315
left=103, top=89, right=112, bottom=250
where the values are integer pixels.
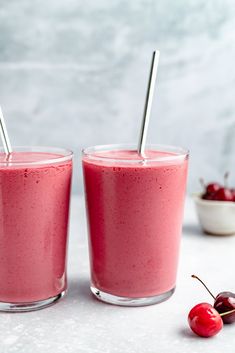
left=0, top=146, right=73, bottom=312
left=82, top=144, right=188, bottom=306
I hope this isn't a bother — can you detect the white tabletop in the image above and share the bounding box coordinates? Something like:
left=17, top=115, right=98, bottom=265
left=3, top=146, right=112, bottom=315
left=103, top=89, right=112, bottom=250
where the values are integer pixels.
left=1, top=196, right=235, bottom=353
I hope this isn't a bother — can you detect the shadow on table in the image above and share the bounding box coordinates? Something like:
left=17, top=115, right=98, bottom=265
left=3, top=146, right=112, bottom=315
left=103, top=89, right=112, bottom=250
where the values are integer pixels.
left=182, top=223, right=204, bottom=237
left=183, top=223, right=235, bottom=238
left=66, top=277, right=106, bottom=307
left=178, top=328, right=198, bottom=339
left=67, top=277, right=92, bottom=301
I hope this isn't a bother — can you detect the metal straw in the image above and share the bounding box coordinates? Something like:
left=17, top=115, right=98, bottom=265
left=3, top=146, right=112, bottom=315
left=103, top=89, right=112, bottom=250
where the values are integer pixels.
left=137, top=50, right=160, bottom=156
left=0, top=106, right=12, bottom=155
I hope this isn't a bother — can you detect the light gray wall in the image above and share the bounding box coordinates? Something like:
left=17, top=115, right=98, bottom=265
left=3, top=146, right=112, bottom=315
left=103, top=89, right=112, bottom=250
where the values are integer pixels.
left=1, top=0, right=235, bottom=193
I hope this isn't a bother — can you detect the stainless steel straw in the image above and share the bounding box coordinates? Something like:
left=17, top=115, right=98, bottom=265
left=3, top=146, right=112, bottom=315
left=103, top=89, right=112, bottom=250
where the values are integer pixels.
left=138, top=50, right=160, bottom=156
left=0, top=106, right=12, bottom=155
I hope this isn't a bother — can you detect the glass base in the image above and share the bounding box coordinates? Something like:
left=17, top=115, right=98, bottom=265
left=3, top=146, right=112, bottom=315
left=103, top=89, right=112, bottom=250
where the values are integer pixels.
left=90, top=286, right=175, bottom=307
left=0, top=290, right=66, bottom=313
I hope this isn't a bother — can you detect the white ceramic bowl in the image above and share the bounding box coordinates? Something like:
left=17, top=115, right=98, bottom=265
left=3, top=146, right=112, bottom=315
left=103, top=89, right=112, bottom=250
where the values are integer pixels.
left=194, top=194, right=235, bottom=235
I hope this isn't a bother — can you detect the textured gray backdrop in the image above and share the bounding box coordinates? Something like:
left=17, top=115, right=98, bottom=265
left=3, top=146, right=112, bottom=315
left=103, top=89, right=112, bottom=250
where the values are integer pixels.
left=1, top=0, right=235, bottom=193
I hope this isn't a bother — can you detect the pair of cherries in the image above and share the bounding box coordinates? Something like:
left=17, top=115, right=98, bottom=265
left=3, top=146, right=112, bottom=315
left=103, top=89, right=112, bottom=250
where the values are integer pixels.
left=201, top=173, right=235, bottom=202
left=188, top=275, right=235, bottom=337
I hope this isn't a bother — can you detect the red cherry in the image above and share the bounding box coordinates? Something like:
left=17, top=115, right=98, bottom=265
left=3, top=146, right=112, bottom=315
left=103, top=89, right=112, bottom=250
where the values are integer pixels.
left=202, top=193, right=216, bottom=200
left=206, top=183, right=221, bottom=194
left=213, top=187, right=233, bottom=202
left=188, top=303, right=223, bottom=337
left=230, top=189, right=235, bottom=202
left=214, top=292, right=235, bottom=324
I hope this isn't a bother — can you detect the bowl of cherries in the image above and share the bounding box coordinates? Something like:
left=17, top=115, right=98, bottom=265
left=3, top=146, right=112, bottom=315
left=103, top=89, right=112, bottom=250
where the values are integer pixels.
left=194, top=172, right=235, bottom=235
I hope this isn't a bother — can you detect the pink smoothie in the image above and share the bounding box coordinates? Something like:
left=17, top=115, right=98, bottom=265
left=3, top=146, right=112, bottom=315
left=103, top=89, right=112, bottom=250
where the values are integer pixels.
left=0, top=151, right=72, bottom=303
left=83, top=149, right=188, bottom=298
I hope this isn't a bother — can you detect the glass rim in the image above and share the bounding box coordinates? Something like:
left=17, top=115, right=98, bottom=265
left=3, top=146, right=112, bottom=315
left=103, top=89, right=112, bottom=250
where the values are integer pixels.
left=0, top=146, right=73, bottom=166
left=82, top=143, right=189, bottom=164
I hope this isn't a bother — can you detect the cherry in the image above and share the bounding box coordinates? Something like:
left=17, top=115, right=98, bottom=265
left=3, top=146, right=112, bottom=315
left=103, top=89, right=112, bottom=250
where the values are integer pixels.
left=192, top=275, right=235, bottom=324
left=188, top=303, right=223, bottom=337
left=206, top=183, right=221, bottom=194
left=214, top=292, right=235, bottom=324
left=202, top=192, right=216, bottom=201
left=213, top=187, right=233, bottom=202
left=200, top=179, right=220, bottom=201
left=230, top=188, right=235, bottom=202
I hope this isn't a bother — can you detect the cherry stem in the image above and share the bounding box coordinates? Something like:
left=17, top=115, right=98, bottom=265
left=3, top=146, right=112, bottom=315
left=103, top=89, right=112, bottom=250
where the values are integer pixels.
left=220, top=308, right=235, bottom=317
left=224, top=171, right=229, bottom=188
left=191, top=275, right=216, bottom=300
left=199, top=178, right=205, bottom=190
